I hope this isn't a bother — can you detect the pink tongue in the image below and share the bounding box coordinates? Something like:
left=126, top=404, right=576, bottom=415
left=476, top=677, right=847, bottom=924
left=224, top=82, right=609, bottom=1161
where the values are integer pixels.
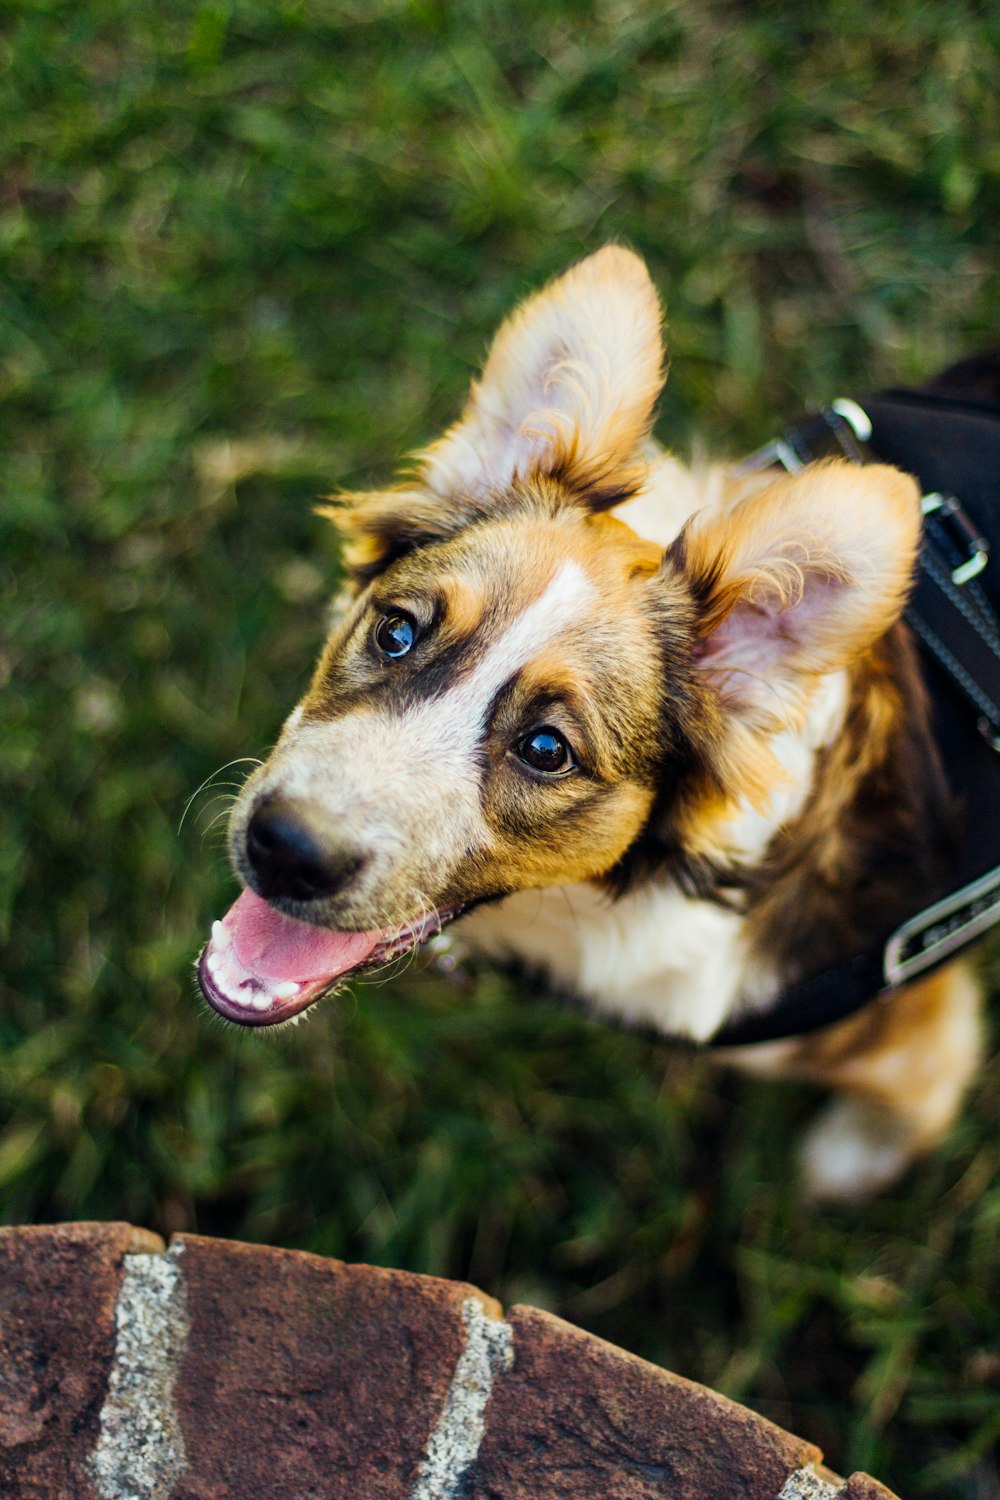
left=224, top=889, right=381, bottom=982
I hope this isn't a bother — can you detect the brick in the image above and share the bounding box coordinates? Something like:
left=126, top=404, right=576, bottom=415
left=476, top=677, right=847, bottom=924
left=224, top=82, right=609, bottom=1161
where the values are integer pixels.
left=466, top=1305, right=823, bottom=1500
left=170, top=1233, right=502, bottom=1500
left=0, top=1221, right=156, bottom=1499
left=840, top=1476, right=902, bottom=1500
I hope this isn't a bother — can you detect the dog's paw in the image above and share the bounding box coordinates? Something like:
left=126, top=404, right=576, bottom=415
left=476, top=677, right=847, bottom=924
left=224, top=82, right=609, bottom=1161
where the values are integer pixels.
left=799, top=1097, right=919, bottom=1203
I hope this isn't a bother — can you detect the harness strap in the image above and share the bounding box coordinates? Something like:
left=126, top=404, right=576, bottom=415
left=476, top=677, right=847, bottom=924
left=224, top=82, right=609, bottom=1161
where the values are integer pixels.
left=712, top=953, right=885, bottom=1049
left=736, top=398, right=1000, bottom=736
left=712, top=390, right=1000, bottom=1047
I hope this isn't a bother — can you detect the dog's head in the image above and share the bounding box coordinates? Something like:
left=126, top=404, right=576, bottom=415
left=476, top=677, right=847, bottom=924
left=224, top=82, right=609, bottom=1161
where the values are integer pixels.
left=198, top=247, right=920, bottom=1026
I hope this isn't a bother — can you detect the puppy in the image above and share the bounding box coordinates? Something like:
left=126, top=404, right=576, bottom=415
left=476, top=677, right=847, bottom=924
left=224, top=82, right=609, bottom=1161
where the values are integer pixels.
left=198, top=247, right=982, bottom=1200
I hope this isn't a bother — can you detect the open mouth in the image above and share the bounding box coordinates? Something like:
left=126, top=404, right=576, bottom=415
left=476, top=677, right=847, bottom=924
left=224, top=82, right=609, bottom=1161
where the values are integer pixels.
left=197, top=887, right=461, bottom=1028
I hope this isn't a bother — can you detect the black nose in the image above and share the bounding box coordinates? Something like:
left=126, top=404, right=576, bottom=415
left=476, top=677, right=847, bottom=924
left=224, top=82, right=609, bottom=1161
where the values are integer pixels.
left=245, top=798, right=364, bottom=903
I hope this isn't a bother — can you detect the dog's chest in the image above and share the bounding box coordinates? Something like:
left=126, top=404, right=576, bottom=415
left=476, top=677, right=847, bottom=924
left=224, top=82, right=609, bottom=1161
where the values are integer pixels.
left=458, top=882, right=778, bottom=1043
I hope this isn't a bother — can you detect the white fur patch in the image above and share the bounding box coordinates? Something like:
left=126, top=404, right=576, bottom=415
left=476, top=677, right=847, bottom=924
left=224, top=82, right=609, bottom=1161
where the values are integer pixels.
left=719, top=670, right=848, bottom=863
left=800, top=1098, right=916, bottom=1202
left=401, top=556, right=596, bottom=751
left=461, top=881, right=756, bottom=1043
left=616, top=452, right=730, bottom=548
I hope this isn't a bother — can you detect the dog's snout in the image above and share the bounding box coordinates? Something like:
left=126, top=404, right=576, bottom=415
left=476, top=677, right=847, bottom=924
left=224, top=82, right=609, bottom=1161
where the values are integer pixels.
left=246, top=797, right=365, bottom=903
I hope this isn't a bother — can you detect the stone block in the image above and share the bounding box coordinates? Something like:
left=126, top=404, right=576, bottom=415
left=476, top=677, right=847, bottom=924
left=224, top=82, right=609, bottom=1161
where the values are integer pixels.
left=0, top=1225, right=908, bottom=1500
left=171, top=1233, right=502, bottom=1500
left=466, top=1304, right=823, bottom=1499
left=0, top=1221, right=156, bottom=1499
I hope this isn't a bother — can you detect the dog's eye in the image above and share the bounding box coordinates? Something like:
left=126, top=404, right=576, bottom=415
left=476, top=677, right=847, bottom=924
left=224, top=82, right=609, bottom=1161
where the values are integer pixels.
left=517, top=728, right=574, bottom=775
left=374, top=613, right=416, bottom=659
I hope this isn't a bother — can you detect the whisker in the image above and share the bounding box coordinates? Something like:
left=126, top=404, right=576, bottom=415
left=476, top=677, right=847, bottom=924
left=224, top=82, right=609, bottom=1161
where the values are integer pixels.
left=362, top=888, right=437, bottom=987
left=202, top=806, right=237, bottom=844
left=179, top=757, right=263, bottom=835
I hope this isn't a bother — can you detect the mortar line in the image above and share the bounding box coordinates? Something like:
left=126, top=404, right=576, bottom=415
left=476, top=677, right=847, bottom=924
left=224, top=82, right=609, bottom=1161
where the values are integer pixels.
left=777, top=1467, right=844, bottom=1500
left=408, top=1298, right=514, bottom=1500
left=90, top=1243, right=189, bottom=1500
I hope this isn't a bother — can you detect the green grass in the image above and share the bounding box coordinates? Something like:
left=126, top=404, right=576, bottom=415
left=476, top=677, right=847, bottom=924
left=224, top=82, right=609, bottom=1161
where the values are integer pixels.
left=3, top=2, right=1000, bottom=1492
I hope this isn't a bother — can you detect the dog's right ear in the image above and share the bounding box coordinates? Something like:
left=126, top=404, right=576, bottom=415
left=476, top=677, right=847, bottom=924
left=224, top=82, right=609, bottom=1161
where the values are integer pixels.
left=326, top=246, right=665, bottom=584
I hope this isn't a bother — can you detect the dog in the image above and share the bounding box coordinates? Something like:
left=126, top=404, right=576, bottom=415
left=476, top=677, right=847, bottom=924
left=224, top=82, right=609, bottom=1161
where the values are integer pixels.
left=197, top=246, right=983, bottom=1201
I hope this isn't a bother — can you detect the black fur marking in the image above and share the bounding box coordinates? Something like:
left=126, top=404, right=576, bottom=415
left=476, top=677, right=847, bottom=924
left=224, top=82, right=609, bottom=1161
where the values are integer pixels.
left=599, top=562, right=734, bottom=901
left=399, top=636, right=488, bottom=704
left=545, top=451, right=644, bottom=514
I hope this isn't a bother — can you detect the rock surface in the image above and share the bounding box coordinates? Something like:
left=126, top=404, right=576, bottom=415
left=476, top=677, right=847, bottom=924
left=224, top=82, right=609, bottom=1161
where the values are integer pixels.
left=0, top=1223, right=903, bottom=1499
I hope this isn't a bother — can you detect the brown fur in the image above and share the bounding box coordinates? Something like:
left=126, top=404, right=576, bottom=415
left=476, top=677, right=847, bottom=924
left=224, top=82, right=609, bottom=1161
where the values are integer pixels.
left=743, top=623, right=957, bottom=981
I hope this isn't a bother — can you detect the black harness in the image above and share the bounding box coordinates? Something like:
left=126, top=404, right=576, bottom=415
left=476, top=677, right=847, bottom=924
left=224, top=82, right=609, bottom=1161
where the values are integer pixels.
left=712, top=376, right=1000, bottom=1047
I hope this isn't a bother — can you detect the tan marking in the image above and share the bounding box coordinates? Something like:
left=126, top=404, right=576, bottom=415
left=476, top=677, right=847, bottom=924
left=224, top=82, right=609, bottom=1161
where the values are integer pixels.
left=477, top=781, right=657, bottom=895
left=436, top=573, right=486, bottom=641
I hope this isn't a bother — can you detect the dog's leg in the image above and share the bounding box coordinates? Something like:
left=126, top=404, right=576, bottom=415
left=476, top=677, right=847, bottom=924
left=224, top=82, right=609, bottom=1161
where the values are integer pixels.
left=798, top=961, right=983, bottom=1200
left=727, top=960, right=983, bottom=1201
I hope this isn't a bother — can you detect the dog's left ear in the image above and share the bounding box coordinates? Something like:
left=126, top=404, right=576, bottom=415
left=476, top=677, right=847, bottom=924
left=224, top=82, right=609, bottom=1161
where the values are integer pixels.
left=420, top=244, right=665, bottom=509
left=670, top=460, right=922, bottom=730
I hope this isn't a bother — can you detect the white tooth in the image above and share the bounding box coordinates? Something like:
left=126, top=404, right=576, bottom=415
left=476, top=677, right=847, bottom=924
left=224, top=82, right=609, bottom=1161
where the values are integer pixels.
left=212, top=921, right=231, bottom=950
left=207, top=953, right=221, bottom=975
left=274, top=982, right=299, bottom=1000
left=252, top=994, right=273, bottom=1011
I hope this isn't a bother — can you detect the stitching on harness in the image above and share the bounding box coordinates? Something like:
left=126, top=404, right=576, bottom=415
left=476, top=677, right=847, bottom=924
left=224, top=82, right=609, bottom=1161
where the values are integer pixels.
left=907, top=613, right=1000, bottom=724
left=922, top=549, right=1000, bottom=656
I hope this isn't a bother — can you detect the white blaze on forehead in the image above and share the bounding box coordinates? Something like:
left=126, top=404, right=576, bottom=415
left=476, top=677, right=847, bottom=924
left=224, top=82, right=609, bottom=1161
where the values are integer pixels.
left=429, top=556, right=597, bottom=740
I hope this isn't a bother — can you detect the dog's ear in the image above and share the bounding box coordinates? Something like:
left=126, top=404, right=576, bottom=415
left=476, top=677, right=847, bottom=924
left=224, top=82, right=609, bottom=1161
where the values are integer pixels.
left=326, top=247, right=666, bottom=585
left=422, top=244, right=665, bottom=509
left=669, top=460, right=922, bottom=731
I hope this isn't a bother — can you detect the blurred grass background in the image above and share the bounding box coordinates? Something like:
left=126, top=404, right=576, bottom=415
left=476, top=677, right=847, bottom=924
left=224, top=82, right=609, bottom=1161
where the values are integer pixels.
left=3, top=1, right=1000, bottom=1492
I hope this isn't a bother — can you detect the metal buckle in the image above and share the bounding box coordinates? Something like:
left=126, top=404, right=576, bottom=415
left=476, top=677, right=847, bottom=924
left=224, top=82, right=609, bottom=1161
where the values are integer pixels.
left=830, top=398, right=873, bottom=443
left=884, top=865, right=1000, bottom=985
left=922, top=492, right=990, bottom=584
left=734, top=436, right=805, bottom=476
left=735, top=398, right=874, bottom=479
